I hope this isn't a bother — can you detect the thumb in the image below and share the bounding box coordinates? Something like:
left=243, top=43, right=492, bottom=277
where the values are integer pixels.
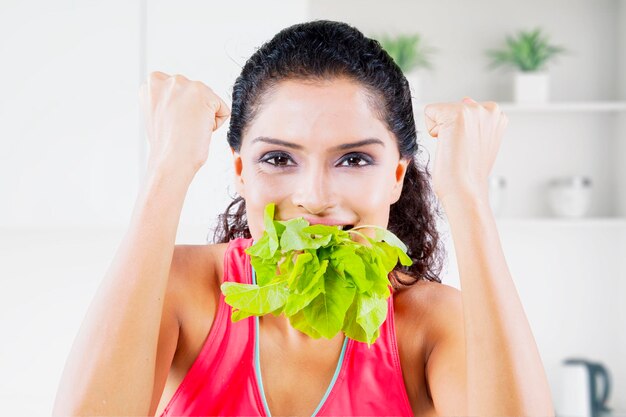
left=423, top=102, right=451, bottom=138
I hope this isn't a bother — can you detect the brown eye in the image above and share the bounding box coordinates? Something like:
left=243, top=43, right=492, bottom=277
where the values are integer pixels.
left=338, top=153, right=372, bottom=167
left=260, top=152, right=296, bottom=167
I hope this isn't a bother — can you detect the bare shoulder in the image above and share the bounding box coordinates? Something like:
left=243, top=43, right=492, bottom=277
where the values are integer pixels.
left=393, top=274, right=463, bottom=357
left=394, top=274, right=462, bottom=320
left=168, top=242, right=231, bottom=331
left=171, top=242, right=228, bottom=275
left=169, top=242, right=230, bottom=305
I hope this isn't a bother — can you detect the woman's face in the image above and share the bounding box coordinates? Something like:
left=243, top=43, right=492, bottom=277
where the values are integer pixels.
left=232, top=77, right=409, bottom=242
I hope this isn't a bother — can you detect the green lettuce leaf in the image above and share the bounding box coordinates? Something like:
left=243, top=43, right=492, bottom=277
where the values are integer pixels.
left=220, top=202, right=413, bottom=345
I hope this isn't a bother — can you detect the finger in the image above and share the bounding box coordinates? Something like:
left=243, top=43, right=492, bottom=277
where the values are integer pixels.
left=462, top=96, right=484, bottom=112
left=482, top=100, right=501, bottom=114
left=148, top=71, right=170, bottom=98
left=498, top=111, right=509, bottom=129
left=214, top=101, right=231, bottom=130
left=423, top=102, right=452, bottom=138
left=148, top=71, right=170, bottom=87
left=171, top=73, right=189, bottom=83
left=462, top=96, right=484, bottom=109
left=209, top=94, right=231, bottom=131
left=192, top=81, right=227, bottom=116
left=214, top=94, right=231, bottom=118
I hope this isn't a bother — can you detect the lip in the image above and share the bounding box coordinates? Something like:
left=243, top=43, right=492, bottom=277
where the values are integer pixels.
left=299, top=216, right=354, bottom=227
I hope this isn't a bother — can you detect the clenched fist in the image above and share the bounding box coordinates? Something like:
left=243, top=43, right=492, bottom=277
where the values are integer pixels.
left=424, top=97, right=508, bottom=206
left=139, top=71, right=231, bottom=178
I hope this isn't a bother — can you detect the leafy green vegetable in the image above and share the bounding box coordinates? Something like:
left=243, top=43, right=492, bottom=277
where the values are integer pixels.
left=220, top=202, right=413, bottom=347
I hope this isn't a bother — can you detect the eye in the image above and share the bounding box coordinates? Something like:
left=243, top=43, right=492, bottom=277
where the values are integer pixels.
left=337, top=153, right=373, bottom=167
left=260, top=151, right=296, bottom=168
left=259, top=151, right=373, bottom=169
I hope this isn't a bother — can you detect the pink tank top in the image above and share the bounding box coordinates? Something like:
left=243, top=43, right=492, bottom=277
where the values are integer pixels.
left=160, top=237, right=413, bottom=416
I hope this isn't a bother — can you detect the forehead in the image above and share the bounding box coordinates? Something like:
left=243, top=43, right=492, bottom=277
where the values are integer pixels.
left=242, top=78, right=393, bottom=150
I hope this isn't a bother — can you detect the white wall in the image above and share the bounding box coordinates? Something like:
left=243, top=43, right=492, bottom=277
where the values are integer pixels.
left=0, top=0, right=141, bottom=230
left=1, top=0, right=624, bottom=415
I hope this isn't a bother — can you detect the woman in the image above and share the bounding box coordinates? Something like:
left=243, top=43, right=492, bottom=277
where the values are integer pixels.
left=53, top=20, right=554, bottom=416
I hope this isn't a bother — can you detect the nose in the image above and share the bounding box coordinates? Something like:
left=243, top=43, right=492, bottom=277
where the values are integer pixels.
left=290, top=162, right=335, bottom=215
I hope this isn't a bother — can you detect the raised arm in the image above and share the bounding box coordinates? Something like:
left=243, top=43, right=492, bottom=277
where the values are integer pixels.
left=52, top=71, right=230, bottom=416
left=423, top=97, right=554, bottom=416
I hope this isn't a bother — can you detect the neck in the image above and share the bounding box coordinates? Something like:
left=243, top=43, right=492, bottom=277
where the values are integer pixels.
left=259, top=313, right=345, bottom=347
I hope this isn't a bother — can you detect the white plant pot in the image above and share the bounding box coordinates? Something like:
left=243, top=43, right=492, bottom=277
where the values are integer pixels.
left=514, top=71, right=550, bottom=103
left=404, top=69, right=422, bottom=103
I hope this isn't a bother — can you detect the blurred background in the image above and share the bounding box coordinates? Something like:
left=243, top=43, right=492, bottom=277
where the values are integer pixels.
left=1, top=0, right=625, bottom=416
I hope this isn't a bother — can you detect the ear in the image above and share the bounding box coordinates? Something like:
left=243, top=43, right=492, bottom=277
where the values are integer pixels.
left=231, top=147, right=245, bottom=198
left=390, top=157, right=410, bottom=204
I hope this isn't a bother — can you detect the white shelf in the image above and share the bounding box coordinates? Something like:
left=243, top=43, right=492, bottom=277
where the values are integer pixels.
left=499, top=101, right=626, bottom=112
left=494, top=217, right=626, bottom=227
left=414, top=101, right=626, bottom=113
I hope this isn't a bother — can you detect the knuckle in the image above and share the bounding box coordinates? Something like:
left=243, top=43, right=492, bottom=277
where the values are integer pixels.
left=149, top=71, right=165, bottom=81
left=206, top=98, right=219, bottom=111
left=192, top=80, right=211, bottom=94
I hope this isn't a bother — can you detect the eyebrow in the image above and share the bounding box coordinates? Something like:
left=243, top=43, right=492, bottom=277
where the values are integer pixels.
left=250, top=136, right=385, bottom=151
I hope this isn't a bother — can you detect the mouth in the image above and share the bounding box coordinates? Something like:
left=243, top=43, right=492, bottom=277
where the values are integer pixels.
left=299, top=216, right=356, bottom=231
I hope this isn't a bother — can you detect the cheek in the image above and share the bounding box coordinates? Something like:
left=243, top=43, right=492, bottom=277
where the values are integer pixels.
left=344, top=176, right=392, bottom=226
left=241, top=169, right=294, bottom=241
left=339, top=167, right=397, bottom=228
left=339, top=172, right=386, bottom=202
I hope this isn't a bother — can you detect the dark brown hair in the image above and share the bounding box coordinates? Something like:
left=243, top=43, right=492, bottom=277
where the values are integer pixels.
left=210, top=20, right=446, bottom=288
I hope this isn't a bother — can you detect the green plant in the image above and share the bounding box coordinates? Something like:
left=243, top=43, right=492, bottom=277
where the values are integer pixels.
left=486, top=27, right=568, bottom=72
left=376, top=33, right=436, bottom=73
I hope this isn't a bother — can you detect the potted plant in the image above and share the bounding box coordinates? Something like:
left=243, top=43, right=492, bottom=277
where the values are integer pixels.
left=376, top=33, right=436, bottom=103
left=486, top=27, right=568, bottom=103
